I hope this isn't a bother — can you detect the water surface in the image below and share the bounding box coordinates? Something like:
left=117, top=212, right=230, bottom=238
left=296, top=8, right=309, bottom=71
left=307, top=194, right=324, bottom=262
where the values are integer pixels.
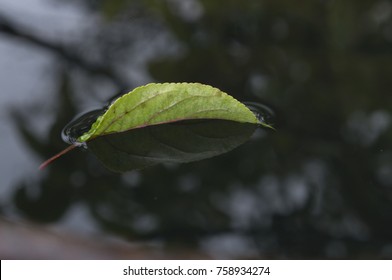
left=1, top=0, right=392, bottom=259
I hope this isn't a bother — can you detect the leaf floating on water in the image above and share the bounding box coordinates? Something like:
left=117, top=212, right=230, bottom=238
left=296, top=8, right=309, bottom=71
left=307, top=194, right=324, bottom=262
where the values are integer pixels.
left=40, top=83, right=273, bottom=170
left=78, top=83, right=263, bottom=142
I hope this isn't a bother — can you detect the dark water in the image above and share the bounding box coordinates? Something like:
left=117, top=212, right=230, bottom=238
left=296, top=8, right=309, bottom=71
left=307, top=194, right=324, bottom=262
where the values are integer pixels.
left=1, top=0, right=392, bottom=259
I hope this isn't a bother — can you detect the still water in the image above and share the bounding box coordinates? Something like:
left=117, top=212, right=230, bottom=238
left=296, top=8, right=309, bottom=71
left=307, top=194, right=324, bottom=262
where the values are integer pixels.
left=1, top=0, right=392, bottom=259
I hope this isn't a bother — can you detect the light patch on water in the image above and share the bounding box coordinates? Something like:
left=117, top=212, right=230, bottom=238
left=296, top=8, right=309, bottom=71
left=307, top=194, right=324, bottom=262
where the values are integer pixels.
left=121, top=171, right=142, bottom=187
left=200, top=233, right=259, bottom=259
left=0, top=0, right=96, bottom=41
left=370, top=1, right=392, bottom=25
left=343, top=110, right=391, bottom=146
left=284, top=175, right=309, bottom=209
left=167, top=0, right=204, bottom=22
left=51, top=202, right=101, bottom=236
left=177, top=174, right=200, bottom=193
left=248, top=73, right=270, bottom=96
left=257, top=174, right=310, bottom=215
left=131, top=214, right=159, bottom=234
left=226, top=186, right=264, bottom=229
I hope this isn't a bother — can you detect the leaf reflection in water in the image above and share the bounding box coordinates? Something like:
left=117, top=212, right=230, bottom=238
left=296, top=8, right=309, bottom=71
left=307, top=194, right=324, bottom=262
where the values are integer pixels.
left=87, top=119, right=258, bottom=172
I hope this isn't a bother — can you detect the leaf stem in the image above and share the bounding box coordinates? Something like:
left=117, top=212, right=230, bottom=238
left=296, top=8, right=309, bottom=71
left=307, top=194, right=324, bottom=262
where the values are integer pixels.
left=39, top=144, right=77, bottom=170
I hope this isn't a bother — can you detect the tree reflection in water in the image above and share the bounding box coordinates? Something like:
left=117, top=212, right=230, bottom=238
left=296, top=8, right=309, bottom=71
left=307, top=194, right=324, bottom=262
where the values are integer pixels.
left=2, top=0, right=392, bottom=259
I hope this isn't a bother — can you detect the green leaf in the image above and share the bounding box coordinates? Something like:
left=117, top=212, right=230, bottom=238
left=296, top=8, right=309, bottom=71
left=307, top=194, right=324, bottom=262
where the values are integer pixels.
left=40, top=82, right=273, bottom=170
left=87, top=119, right=257, bottom=172
left=78, top=83, right=261, bottom=142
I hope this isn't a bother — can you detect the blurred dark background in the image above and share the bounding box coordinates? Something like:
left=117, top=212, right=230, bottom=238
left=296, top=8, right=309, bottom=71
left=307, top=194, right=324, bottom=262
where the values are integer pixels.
left=1, top=0, right=392, bottom=259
